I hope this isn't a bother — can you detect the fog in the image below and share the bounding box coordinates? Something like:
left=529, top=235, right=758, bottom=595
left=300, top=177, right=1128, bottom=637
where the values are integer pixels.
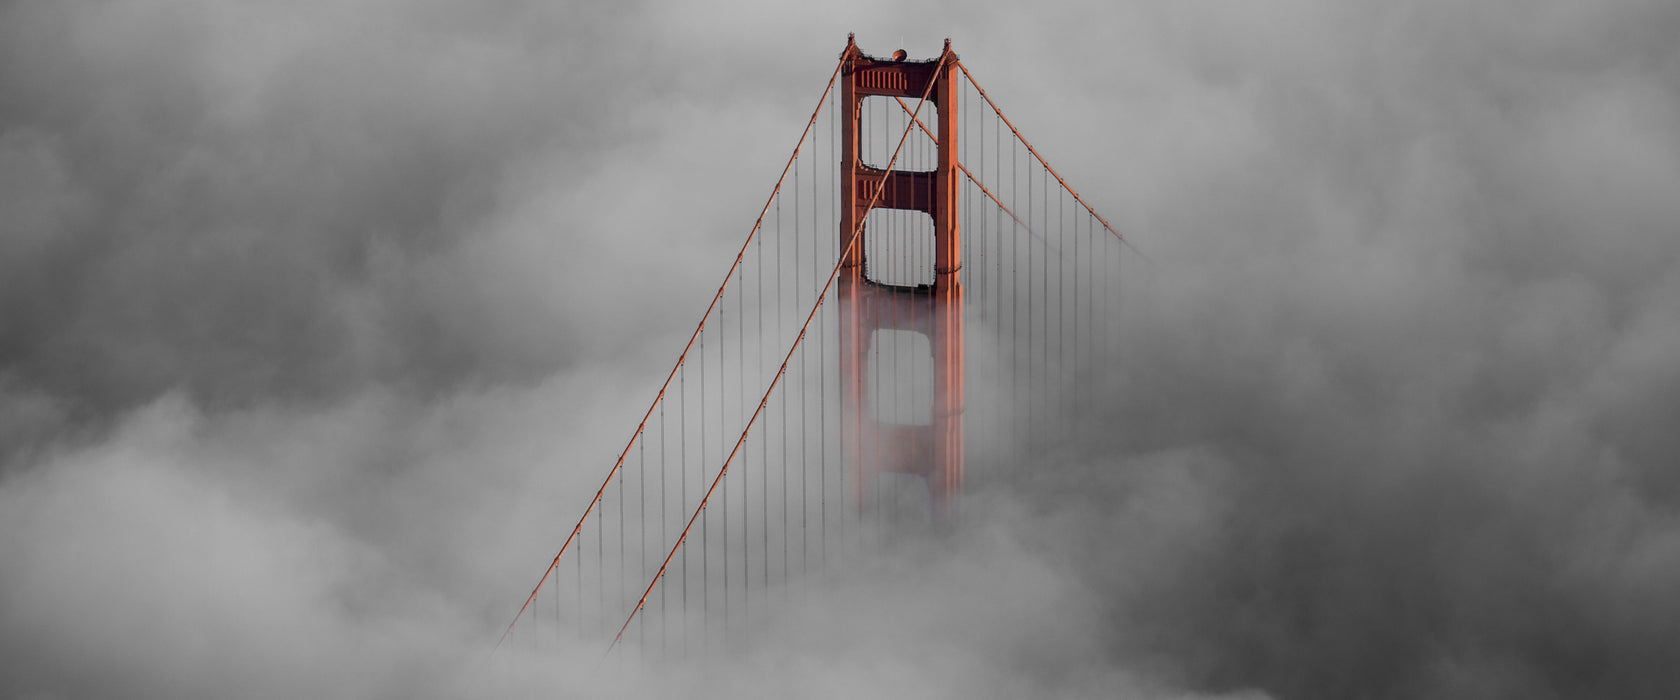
left=2, top=1, right=1678, bottom=698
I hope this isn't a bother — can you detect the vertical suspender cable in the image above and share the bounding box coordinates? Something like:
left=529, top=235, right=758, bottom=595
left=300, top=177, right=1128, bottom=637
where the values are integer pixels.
left=699, top=320, right=707, bottom=643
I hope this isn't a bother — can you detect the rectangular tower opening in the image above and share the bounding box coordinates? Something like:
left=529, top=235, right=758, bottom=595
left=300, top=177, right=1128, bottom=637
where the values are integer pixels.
left=863, top=208, right=936, bottom=288
left=859, top=96, right=939, bottom=172
left=866, top=329, right=934, bottom=426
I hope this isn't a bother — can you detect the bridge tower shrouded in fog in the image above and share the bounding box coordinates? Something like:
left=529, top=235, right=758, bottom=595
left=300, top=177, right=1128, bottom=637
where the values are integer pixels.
left=837, top=36, right=965, bottom=513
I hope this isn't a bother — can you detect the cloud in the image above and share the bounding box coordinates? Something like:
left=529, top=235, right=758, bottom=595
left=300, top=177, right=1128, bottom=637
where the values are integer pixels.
left=0, top=1, right=663, bottom=448
left=2, top=0, right=1678, bottom=698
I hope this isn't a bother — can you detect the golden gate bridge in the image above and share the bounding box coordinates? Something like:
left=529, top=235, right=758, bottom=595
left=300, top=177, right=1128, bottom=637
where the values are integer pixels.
left=494, top=35, right=1140, bottom=664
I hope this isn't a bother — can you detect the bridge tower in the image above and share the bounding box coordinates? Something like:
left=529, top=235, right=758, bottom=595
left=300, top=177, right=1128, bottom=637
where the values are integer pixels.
left=838, top=36, right=964, bottom=513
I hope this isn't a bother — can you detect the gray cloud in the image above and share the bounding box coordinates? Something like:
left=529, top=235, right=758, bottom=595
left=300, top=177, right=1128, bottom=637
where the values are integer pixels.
left=2, top=0, right=1678, bottom=698
left=0, top=1, right=664, bottom=455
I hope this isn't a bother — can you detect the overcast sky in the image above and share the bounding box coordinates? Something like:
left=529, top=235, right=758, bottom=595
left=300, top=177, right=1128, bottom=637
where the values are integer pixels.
left=2, top=1, right=1678, bottom=698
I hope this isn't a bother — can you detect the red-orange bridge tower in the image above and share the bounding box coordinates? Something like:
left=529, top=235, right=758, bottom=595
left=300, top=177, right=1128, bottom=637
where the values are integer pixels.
left=495, top=35, right=1142, bottom=661
left=838, top=37, right=965, bottom=511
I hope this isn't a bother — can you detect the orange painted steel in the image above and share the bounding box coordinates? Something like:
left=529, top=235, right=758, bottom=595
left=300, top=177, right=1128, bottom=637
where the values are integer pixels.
left=954, top=61, right=1146, bottom=259
left=494, top=59, right=845, bottom=653
left=608, top=42, right=952, bottom=656
left=839, top=37, right=965, bottom=512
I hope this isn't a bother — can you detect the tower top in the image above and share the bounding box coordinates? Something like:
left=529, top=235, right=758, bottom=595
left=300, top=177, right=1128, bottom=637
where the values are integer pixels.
left=840, top=35, right=956, bottom=64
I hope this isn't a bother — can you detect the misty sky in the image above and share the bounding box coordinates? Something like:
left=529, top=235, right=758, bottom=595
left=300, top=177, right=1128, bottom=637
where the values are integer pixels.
left=3, top=1, right=1679, bottom=698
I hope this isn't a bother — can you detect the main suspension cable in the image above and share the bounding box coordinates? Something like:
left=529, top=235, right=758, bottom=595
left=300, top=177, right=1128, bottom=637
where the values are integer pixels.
left=954, top=61, right=1150, bottom=264
left=494, top=58, right=843, bottom=653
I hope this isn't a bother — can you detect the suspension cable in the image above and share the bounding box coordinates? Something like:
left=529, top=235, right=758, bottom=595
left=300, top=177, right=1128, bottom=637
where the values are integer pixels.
left=889, top=96, right=1058, bottom=254
left=954, top=61, right=1151, bottom=264
left=606, top=51, right=951, bottom=658
left=493, top=58, right=844, bottom=653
